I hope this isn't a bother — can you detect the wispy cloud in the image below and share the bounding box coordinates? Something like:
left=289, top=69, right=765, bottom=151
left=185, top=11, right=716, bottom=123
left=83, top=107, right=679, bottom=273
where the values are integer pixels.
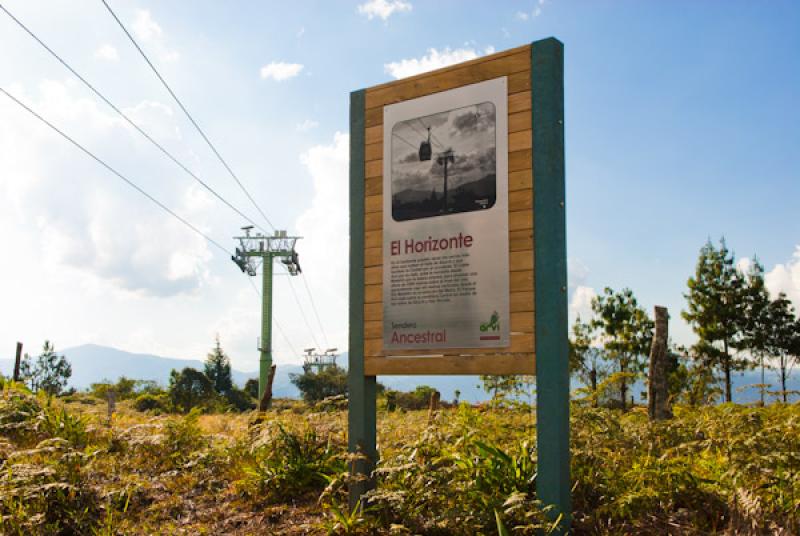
left=131, top=10, right=179, bottom=62
left=296, top=119, right=319, bottom=132
left=765, top=246, right=800, bottom=310
left=94, top=44, right=119, bottom=62
left=260, top=62, right=304, bottom=81
left=384, top=46, right=495, bottom=79
left=357, top=0, right=412, bottom=21
left=517, top=0, right=546, bottom=21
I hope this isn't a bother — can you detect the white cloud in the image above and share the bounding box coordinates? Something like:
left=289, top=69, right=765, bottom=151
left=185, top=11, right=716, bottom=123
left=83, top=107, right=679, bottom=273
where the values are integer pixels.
left=765, top=246, right=800, bottom=310
left=0, top=80, right=212, bottom=297
left=357, top=0, right=412, bottom=21
left=131, top=10, right=179, bottom=63
left=133, top=10, right=163, bottom=41
left=260, top=62, right=304, bottom=81
left=94, top=44, right=119, bottom=62
left=297, top=26, right=306, bottom=38
left=384, top=46, right=496, bottom=79
left=515, top=11, right=529, bottom=21
left=294, top=133, right=350, bottom=350
left=570, top=286, right=597, bottom=323
left=295, top=119, right=319, bottom=132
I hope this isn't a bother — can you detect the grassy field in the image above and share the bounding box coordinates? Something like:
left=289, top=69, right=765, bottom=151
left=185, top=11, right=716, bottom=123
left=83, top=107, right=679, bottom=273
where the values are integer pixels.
left=0, top=384, right=798, bottom=535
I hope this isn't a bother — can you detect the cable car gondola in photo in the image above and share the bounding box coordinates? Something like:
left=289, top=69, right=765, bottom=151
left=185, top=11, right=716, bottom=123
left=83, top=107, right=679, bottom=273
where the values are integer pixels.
left=418, top=126, right=432, bottom=161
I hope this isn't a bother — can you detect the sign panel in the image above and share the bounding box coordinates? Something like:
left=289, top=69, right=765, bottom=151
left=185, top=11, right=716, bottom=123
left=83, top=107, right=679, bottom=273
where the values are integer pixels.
left=382, top=77, right=510, bottom=351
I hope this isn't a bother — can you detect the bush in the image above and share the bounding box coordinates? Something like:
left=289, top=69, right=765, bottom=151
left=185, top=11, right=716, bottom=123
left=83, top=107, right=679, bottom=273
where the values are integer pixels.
left=385, top=385, right=437, bottom=410
left=290, top=365, right=348, bottom=403
left=224, top=387, right=255, bottom=412
left=134, top=393, right=170, bottom=413
left=236, top=422, right=346, bottom=503
left=168, top=367, right=219, bottom=413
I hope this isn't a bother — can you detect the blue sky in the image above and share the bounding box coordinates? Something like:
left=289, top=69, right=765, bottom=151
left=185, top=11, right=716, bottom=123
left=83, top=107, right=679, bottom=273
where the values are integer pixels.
left=1, top=0, right=798, bottom=369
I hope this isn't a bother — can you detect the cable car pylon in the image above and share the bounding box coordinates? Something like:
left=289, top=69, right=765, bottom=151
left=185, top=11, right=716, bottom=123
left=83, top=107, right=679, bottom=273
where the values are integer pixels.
left=232, top=226, right=302, bottom=409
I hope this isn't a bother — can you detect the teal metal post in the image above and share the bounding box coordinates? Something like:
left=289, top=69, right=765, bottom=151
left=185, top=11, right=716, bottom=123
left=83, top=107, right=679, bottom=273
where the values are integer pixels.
left=532, top=38, right=570, bottom=531
left=259, top=252, right=274, bottom=401
left=348, top=88, right=377, bottom=510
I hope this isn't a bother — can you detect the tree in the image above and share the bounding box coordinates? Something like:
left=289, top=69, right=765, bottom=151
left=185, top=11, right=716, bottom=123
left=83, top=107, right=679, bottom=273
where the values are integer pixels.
left=479, top=375, right=523, bottom=402
left=20, top=340, right=72, bottom=396
left=569, top=316, right=607, bottom=405
left=764, top=293, right=800, bottom=403
left=290, top=365, right=348, bottom=403
left=169, top=367, right=217, bottom=413
left=591, top=287, right=653, bottom=410
left=244, top=378, right=259, bottom=399
left=682, top=238, right=748, bottom=402
left=204, top=335, right=233, bottom=394
left=739, top=258, right=772, bottom=405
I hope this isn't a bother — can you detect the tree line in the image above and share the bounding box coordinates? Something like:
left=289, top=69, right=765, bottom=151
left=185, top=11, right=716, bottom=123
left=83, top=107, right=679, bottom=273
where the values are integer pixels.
left=571, top=238, right=800, bottom=407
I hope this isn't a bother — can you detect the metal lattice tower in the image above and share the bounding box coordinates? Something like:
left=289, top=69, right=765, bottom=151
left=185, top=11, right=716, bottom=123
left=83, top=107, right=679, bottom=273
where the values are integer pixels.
left=232, top=226, right=302, bottom=407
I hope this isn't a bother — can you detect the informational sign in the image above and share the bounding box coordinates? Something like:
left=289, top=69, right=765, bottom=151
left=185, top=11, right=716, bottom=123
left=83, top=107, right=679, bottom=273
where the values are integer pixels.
left=382, top=77, right=510, bottom=350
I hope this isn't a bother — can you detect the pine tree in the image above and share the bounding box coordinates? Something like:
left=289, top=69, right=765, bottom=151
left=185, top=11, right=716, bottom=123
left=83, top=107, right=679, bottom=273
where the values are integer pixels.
left=204, top=335, right=233, bottom=394
left=739, top=258, right=772, bottom=405
left=591, top=287, right=653, bottom=410
left=19, top=340, right=72, bottom=396
left=682, top=238, right=748, bottom=402
left=764, top=294, right=800, bottom=403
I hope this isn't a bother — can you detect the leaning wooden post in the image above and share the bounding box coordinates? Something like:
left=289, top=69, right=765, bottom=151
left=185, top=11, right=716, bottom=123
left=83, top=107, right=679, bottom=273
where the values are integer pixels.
left=13, top=342, right=22, bottom=382
left=348, top=88, right=377, bottom=510
left=647, top=306, right=672, bottom=420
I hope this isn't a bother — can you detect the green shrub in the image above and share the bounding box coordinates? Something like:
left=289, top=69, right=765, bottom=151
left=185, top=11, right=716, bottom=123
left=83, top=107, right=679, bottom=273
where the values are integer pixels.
left=224, top=387, right=255, bottom=412
left=237, top=422, right=346, bottom=503
left=133, top=393, right=169, bottom=413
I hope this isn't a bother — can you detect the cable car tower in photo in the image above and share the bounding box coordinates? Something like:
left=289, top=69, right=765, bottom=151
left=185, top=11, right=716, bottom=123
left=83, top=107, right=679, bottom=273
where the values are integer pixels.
left=302, top=347, right=339, bottom=372
left=232, top=226, right=302, bottom=408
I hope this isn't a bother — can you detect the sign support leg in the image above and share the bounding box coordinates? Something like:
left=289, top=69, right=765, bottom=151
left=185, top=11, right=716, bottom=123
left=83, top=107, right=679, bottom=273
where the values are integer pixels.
left=348, top=88, right=377, bottom=510
left=532, top=37, right=571, bottom=532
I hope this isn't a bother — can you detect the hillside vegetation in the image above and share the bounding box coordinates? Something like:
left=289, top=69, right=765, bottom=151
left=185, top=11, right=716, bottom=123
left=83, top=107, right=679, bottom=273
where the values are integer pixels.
left=0, top=383, right=797, bottom=535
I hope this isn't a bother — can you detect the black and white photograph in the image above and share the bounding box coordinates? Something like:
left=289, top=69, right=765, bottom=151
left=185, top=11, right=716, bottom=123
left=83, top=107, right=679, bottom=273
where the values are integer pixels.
left=390, top=101, right=497, bottom=221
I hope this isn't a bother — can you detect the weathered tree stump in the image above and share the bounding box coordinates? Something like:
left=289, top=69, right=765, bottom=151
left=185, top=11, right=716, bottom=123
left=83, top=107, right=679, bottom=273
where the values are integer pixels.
left=648, top=306, right=672, bottom=420
left=258, top=364, right=277, bottom=411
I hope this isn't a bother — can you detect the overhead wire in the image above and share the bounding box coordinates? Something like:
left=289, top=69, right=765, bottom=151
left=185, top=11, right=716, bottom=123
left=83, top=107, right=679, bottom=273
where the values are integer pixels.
left=285, top=276, right=322, bottom=350
left=301, top=274, right=330, bottom=348
left=0, top=86, right=233, bottom=257
left=0, top=3, right=271, bottom=237
left=392, top=131, right=418, bottom=152
left=99, top=0, right=276, bottom=232
left=101, top=0, right=330, bottom=351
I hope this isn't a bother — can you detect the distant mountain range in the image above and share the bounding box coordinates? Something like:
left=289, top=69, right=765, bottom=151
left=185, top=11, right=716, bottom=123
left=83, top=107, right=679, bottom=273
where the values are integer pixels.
left=1, top=344, right=797, bottom=403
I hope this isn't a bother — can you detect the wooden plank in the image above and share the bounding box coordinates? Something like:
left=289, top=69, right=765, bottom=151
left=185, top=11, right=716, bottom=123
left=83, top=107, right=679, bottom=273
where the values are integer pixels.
left=511, top=290, right=534, bottom=312
left=365, top=106, right=382, bottom=128
left=510, top=169, right=533, bottom=192
left=365, top=176, right=381, bottom=197
left=510, top=250, right=534, bottom=272
left=364, top=302, right=381, bottom=321
left=364, top=229, right=381, bottom=249
left=365, top=159, right=382, bottom=179
left=509, top=130, right=532, bottom=152
left=510, top=148, right=532, bottom=171
left=365, top=47, right=531, bottom=110
left=365, top=124, right=382, bottom=145
left=510, top=229, right=533, bottom=251
left=365, top=212, right=382, bottom=231
left=507, top=70, right=531, bottom=95
left=364, top=320, right=382, bottom=340
left=365, top=265, right=381, bottom=285
left=509, top=90, right=532, bottom=114
left=509, top=188, right=532, bottom=212
left=511, top=270, right=534, bottom=292
left=365, top=284, right=381, bottom=304
left=509, top=110, right=532, bottom=133
left=365, top=354, right=535, bottom=375
left=364, top=246, right=382, bottom=267
left=511, top=311, right=534, bottom=332
left=509, top=209, right=533, bottom=231
left=365, top=142, right=381, bottom=163
left=365, top=332, right=534, bottom=357
left=365, top=194, right=381, bottom=214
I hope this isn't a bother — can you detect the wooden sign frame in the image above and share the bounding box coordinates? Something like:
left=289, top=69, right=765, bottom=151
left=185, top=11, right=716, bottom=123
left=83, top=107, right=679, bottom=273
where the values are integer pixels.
left=348, top=38, right=570, bottom=529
